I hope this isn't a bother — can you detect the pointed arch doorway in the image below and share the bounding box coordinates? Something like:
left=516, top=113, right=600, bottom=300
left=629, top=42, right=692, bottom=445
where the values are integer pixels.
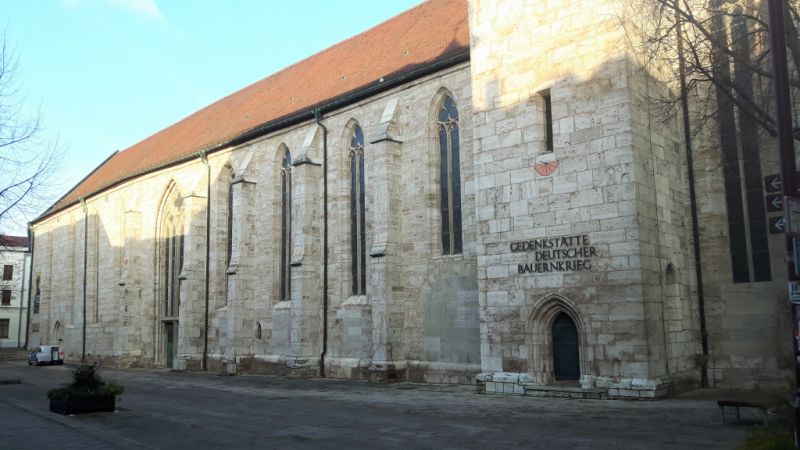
left=552, top=312, right=580, bottom=381
left=528, top=296, right=587, bottom=386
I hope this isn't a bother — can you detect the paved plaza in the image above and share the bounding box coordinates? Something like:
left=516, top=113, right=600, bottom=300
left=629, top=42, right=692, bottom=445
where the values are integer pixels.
left=0, top=361, right=746, bottom=449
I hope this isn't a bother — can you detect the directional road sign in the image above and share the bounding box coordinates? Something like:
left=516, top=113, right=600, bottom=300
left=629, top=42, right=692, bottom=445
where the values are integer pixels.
left=763, top=173, right=800, bottom=194
left=767, top=194, right=784, bottom=212
left=771, top=216, right=787, bottom=234
left=765, top=174, right=783, bottom=193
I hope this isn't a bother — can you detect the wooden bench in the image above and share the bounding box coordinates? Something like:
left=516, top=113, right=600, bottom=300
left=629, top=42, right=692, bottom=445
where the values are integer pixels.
left=717, top=400, right=769, bottom=426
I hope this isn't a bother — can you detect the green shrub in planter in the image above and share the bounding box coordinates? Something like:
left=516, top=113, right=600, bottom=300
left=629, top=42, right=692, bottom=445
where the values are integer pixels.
left=48, top=364, right=124, bottom=415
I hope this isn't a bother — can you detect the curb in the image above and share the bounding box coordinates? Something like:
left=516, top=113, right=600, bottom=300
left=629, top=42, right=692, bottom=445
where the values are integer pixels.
left=3, top=398, right=155, bottom=449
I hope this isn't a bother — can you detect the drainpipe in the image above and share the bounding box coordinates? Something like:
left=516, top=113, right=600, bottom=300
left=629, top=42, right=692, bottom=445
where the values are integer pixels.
left=23, top=226, right=34, bottom=349
left=198, top=151, right=211, bottom=371
left=17, top=234, right=29, bottom=347
left=80, top=197, right=88, bottom=363
left=674, top=0, right=709, bottom=387
left=314, top=109, right=329, bottom=378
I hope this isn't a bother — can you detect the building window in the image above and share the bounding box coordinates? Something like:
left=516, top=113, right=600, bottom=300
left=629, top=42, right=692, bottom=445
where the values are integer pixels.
left=542, top=90, right=553, bottom=152
left=2, top=265, right=11, bottom=280
left=33, top=274, right=40, bottom=314
left=350, top=124, right=366, bottom=296
left=160, top=188, right=184, bottom=319
left=227, top=172, right=235, bottom=267
left=438, top=95, right=462, bottom=255
left=280, top=148, right=292, bottom=301
left=1, top=290, right=10, bottom=306
left=92, top=215, right=100, bottom=322
left=163, top=225, right=184, bottom=318
left=0, top=319, right=8, bottom=338
left=712, top=15, right=770, bottom=283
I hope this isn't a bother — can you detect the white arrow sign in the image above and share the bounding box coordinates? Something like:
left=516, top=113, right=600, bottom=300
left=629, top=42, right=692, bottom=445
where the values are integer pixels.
left=775, top=217, right=786, bottom=232
left=772, top=195, right=783, bottom=210
left=771, top=177, right=783, bottom=191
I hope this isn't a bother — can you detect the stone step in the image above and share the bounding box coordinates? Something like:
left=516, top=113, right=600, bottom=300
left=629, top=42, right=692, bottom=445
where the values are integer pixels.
left=0, top=349, right=29, bottom=361
left=522, top=384, right=608, bottom=400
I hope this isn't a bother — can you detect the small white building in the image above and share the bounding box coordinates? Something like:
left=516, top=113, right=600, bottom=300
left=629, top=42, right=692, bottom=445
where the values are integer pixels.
left=0, top=235, right=31, bottom=348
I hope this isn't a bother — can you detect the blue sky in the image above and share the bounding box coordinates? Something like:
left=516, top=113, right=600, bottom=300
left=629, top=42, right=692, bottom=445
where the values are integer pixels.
left=3, top=0, right=421, bottom=233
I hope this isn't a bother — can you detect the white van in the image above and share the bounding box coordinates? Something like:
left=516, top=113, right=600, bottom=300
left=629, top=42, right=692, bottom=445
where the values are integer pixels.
left=28, top=346, right=64, bottom=365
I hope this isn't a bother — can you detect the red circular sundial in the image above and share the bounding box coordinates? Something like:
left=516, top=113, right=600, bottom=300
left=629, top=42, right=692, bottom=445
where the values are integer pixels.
left=534, top=160, right=559, bottom=176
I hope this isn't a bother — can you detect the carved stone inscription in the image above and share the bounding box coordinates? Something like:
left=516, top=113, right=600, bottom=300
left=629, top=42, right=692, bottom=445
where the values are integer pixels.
left=510, top=235, right=597, bottom=274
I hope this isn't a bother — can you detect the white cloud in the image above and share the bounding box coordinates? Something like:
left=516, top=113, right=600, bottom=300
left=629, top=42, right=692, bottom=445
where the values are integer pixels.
left=61, top=0, right=164, bottom=20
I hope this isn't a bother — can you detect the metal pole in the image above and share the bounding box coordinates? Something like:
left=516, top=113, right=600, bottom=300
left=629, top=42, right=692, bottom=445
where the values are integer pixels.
left=767, top=0, right=799, bottom=446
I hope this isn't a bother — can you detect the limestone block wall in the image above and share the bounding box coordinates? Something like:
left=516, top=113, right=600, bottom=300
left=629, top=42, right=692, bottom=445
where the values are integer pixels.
left=233, top=62, right=479, bottom=382
left=27, top=228, right=49, bottom=347
left=468, top=0, right=698, bottom=397
left=29, top=62, right=480, bottom=384
left=627, top=66, right=700, bottom=387
left=31, top=158, right=215, bottom=367
left=618, top=0, right=795, bottom=391
left=688, top=87, right=793, bottom=390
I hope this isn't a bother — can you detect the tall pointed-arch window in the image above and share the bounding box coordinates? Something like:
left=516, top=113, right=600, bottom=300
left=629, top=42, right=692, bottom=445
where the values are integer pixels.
left=226, top=171, right=234, bottom=267
left=350, top=125, right=366, bottom=295
left=166, top=225, right=184, bottom=316
left=438, top=95, right=462, bottom=255
left=161, top=193, right=184, bottom=318
left=280, top=148, right=292, bottom=301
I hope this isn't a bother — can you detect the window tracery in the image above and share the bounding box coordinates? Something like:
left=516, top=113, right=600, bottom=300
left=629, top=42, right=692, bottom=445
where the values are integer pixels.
left=349, top=124, right=366, bottom=295
left=438, top=95, right=462, bottom=255
left=280, top=148, right=292, bottom=301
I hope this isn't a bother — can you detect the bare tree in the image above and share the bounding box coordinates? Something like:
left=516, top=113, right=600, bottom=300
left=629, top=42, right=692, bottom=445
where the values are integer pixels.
left=0, top=28, right=60, bottom=232
left=624, top=0, right=800, bottom=141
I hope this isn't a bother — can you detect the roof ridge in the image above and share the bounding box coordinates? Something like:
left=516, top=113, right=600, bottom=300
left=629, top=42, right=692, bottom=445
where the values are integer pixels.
left=119, top=0, right=438, bottom=155
left=210, top=0, right=437, bottom=109
left=35, top=0, right=469, bottom=223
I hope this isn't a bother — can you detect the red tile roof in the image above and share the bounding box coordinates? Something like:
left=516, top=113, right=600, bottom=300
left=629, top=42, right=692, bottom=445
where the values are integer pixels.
left=39, top=0, right=469, bottom=221
left=0, top=235, right=30, bottom=249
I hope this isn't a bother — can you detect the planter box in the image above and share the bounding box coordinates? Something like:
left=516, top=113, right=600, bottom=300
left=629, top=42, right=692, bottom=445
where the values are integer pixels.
left=49, top=395, right=116, bottom=415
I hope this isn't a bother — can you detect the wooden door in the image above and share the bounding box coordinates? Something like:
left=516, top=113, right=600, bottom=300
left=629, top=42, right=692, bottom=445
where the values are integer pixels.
left=552, top=313, right=579, bottom=381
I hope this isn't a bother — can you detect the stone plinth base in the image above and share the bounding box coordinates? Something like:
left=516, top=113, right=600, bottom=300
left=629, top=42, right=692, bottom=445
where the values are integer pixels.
left=324, top=356, right=371, bottom=380
left=524, top=385, right=608, bottom=399
left=368, top=361, right=402, bottom=383
left=476, top=372, right=695, bottom=400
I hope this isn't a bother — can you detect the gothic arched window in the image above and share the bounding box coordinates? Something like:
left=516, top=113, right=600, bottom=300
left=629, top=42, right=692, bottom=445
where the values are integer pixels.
left=280, top=148, right=292, bottom=301
left=226, top=171, right=234, bottom=267
left=160, top=189, right=184, bottom=318
left=164, top=224, right=184, bottom=317
left=349, top=125, right=366, bottom=296
left=438, top=95, right=462, bottom=255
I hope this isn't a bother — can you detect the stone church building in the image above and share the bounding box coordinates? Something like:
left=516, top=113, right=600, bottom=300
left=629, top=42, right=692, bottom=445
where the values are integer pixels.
left=28, top=0, right=792, bottom=398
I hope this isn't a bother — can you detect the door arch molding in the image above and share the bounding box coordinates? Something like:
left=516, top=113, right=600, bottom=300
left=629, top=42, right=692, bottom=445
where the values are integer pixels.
left=525, top=294, right=588, bottom=385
